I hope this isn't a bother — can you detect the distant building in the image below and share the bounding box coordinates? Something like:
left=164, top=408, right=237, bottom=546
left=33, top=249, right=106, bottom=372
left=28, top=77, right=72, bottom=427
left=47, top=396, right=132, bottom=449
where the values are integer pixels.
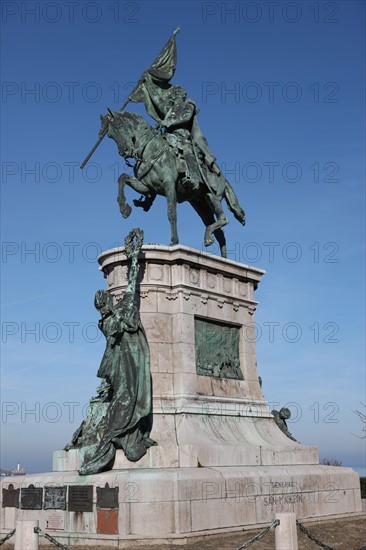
left=0, top=464, right=26, bottom=476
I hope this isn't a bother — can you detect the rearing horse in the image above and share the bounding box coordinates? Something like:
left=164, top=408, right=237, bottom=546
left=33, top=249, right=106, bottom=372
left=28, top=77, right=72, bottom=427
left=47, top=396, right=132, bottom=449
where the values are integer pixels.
left=101, top=111, right=245, bottom=258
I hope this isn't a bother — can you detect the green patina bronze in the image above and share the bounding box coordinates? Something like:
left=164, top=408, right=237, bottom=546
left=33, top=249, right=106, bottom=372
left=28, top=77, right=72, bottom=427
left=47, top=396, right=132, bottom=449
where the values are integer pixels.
left=73, top=30, right=248, bottom=474
left=271, top=407, right=298, bottom=442
left=65, top=229, right=157, bottom=475
left=195, top=318, right=243, bottom=380
left=82, top=29, right=245, bottom=258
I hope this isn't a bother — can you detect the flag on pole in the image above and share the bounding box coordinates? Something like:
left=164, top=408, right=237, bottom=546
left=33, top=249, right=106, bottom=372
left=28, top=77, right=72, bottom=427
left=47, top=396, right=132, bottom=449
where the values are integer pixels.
left=147, top=27, right=180, bottom=82
left=129, top=27, right=180, bottom=105
left=129, top=28, right=180, bottom=120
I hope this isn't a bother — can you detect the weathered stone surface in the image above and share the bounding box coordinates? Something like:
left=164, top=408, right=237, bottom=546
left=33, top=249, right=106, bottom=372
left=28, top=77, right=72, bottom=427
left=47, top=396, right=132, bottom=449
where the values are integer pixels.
left=14, top=519, right=39, bottom=550
left=53, top=449, right=79, bottom=472
left=99, top=244, right=264, bottom=401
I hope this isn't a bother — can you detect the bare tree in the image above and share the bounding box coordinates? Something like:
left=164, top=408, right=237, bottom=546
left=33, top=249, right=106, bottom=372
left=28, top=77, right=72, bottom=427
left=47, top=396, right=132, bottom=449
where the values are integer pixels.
left=320, top=458, right=343, bottom=466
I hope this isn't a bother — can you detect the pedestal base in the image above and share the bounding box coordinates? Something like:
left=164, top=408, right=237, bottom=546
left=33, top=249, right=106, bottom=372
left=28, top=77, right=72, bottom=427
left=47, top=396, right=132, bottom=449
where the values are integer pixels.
left=0, top=465, right=362, bottom=547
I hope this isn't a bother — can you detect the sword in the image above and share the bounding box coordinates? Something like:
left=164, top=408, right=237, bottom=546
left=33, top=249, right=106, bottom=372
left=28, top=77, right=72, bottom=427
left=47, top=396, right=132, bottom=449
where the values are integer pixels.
left=80, top=103, right=124, bottom=170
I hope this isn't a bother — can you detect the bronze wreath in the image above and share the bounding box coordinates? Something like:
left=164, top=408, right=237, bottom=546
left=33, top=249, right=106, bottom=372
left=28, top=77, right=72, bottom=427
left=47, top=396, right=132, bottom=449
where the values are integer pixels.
left=124, top=227, right=144, bottom=258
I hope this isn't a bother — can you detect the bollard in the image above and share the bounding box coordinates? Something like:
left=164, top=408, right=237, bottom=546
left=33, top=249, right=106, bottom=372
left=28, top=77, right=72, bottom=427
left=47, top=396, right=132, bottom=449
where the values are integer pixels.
left=275, top=513, right=298, bottom=550
left=14, top=519, right=39, bottom=550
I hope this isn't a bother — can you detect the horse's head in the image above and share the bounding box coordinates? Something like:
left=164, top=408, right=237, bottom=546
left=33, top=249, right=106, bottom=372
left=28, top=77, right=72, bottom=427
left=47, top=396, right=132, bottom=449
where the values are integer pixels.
left=99, top=113, right=110, bottom=136
left=99, top=111, right=153, bottom=159
left=99, top=111, right=128, bottom=157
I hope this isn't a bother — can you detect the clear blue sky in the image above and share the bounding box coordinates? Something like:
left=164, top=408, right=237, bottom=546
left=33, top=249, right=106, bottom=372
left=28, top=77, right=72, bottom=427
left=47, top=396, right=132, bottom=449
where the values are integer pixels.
left=1, top=1, right=365, bottom=474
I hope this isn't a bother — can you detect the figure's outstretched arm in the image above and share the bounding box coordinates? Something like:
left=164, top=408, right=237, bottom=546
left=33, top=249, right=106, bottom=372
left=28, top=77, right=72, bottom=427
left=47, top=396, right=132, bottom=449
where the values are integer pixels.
left=124, top=228, right=144, bottom=298
left=126, top=255, right=139, bottom=295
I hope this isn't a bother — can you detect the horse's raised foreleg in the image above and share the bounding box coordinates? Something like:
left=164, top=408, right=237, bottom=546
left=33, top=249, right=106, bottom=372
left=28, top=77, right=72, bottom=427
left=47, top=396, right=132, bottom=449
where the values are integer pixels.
left=117, top=173, right=156, bottom=218
left=117, top=173, right=132, bottom=219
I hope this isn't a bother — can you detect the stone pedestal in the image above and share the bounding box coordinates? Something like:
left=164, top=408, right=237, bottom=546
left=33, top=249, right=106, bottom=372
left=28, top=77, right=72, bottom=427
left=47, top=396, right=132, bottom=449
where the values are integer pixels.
left=99, top=244, right=317, bottom=469
left=0, top=246, right=362, bottom=546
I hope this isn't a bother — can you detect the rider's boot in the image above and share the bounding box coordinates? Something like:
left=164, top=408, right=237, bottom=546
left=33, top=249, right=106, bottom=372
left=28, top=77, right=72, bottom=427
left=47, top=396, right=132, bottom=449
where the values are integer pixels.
left=183, top=154, right=201, bottom=191
left=133, top=195, right=154, bottom=212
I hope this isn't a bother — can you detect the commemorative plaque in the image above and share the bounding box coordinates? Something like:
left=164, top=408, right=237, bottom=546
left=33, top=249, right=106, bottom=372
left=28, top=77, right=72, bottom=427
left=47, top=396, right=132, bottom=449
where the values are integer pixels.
left=97, top=509, right=118, bottom=534
left=2, top=484, right=19, bottom=508
left=68, top=485, right=93, bottom=512
left=96, top=483, right=119, bottom=509
left=20, top=484, right=43, bottom=510
left=45, top=510, right=65, bottom=530
left=44, top=486, right=67, bottom=510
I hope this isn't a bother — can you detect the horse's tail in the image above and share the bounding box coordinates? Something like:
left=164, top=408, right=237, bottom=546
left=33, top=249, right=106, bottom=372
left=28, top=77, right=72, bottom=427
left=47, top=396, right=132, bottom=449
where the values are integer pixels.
left=224, top=180, right=246, bottom=225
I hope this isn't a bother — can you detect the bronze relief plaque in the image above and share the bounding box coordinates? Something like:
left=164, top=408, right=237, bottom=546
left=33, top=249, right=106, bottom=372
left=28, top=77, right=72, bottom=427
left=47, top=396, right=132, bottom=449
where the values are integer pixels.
left=20, top=485, right=43, bottom=510
left=44, top=486, right=67, bottom=510
left=195, top=317, right=243, bottom=380
left=68, top=485, right=93, bottom=512
left=2, top=484, right=19, bottom=508
left=96, top=483, right=119, bottom=509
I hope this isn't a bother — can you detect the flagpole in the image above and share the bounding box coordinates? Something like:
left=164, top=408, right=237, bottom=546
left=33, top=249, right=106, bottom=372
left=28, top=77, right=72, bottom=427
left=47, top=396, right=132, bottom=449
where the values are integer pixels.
left=80, top=27, right=180, bottom=170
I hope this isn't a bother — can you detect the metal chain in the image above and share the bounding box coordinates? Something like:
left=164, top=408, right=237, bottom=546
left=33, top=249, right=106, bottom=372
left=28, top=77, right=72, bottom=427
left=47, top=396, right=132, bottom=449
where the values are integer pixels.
left=297, top=520, right=337, bottom=550
left=235, top=519, right=280, bottom=550
left=297, top=519, right=366, bottom=550
left=34, top=527, right=69, bottom=550
left=0, top=529, right=16, bottom=546
left=1, top=519, right=362, bottom=550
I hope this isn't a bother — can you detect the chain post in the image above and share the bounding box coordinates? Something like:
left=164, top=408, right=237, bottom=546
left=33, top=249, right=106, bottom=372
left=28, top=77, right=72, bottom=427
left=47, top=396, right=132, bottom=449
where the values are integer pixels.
left=275, top=513, right=298, bottom=549
left=15, top=520, right=39, bottom=550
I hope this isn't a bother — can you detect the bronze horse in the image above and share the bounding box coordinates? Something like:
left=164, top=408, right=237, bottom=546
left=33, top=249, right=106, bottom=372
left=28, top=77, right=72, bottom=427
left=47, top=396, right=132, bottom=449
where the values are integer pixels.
left=101, top=111, right=245, bottom=257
